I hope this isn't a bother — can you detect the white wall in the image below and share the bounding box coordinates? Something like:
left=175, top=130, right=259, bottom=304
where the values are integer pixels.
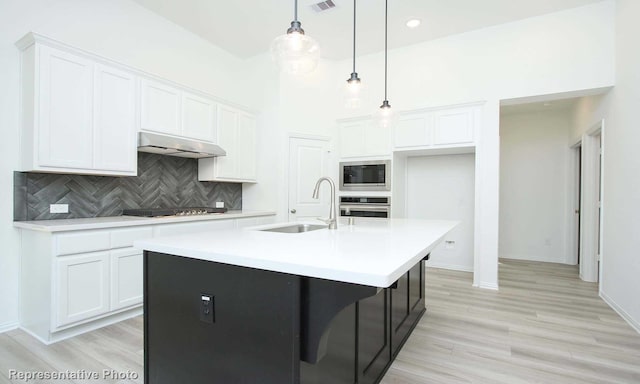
left=499, top=109, right=573, bottom=263
left=406, top=154, right=476, bottom=272
left=0, top=0, right=254, bottom=331
left=571, top=0, right=640, bottom=332
left=327, top=1, right=615, bottom=289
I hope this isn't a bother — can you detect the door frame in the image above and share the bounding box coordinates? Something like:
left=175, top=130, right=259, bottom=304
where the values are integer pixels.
left=286, top=134, right=332, bottom=222
left=568, top=141, right=581, bottom=266
left=577, top=120, right=605, bottom=284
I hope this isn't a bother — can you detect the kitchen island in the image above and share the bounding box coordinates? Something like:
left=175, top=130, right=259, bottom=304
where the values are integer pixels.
left=135, top=219, right=457, bottom=384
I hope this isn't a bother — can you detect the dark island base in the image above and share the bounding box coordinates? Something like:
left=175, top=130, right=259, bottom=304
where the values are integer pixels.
left=144, top=251, right=427, bottom=384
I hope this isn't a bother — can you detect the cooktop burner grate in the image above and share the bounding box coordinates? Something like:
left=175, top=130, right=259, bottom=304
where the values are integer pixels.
left=122, top=207, right=227, bottom=217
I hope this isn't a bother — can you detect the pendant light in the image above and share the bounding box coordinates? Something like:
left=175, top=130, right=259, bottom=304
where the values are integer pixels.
left=271, top=0, right=320, bottom=75
left=345, top=0, right=364, bottom=109
left=375, top=0, right=397, bottom=128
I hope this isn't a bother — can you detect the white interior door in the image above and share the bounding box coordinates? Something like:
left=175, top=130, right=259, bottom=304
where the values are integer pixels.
left=288, top=137, right=330, bottom=222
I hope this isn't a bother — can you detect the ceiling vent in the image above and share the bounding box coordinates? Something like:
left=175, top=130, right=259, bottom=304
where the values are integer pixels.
left=311, top=0, right=336, bottom=12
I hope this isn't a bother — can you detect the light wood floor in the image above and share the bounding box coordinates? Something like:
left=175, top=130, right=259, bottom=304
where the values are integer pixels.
left=382, top=259, right=640, bottom=384
left=1, top=259, right=639, bottom=383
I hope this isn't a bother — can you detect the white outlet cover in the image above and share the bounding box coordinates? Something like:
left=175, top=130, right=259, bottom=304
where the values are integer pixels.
left=215, top=201, right=224, bottom=208
left=50, top=204, right=69, bottom=214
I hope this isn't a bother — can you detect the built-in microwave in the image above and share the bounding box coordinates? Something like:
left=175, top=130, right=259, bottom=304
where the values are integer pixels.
left=339, top=160, right=391, bottom=191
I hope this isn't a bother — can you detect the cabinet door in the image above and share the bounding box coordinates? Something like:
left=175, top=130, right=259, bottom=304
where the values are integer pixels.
left=140, top=79, right=181, bottom=136
left=365, top=120, right=392, bottom=156
left=38, top=45, right=93, bottom=169
left=391, top=262, right=425, bottom=357
left=214, top=105, right=238, bottom=178
left=93, top=64, right=136, bottom=174
left=357, top=289, right=390, bottom=384
left=339, top=121, right=366, bottom=158
left=390, top=273, right=410, bottom=355
left=394, top=113, right=432, bottom=148
left=182, top=92, right=216, bottom=142
left=433, top=107, right=474, bottom=145
left=55, top=252, right=110, bottom=328
left=110, top=248, right=143, bottom=310
left=237, top=113, right=256, bottom=181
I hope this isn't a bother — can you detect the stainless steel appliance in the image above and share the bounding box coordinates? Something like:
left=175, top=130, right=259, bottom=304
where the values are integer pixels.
left=339, top=160, right=391, bottom=191
left=122, top=207, right=227, bottom=217
left=137, top=132, right=226, bottom=159
left=339, top=196, right=390, bottom=219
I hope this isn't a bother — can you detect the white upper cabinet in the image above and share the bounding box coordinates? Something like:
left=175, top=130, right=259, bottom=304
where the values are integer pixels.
left=392, top=104, right=481, bottom=152
left=37, top=45, right=94, bottom=170
left=339, top=119, right=391, bottom=159
left=198, top=105, right=257, bottom=183
left=237, top=113, right=257, bottom=180
left=140, top=79, right=217, bottom=143
left=93, top=64, right=137, bottom=173
left=18, top=38, right=137, bottom=176
left=394, top=113, right=433, bottom=148
left=182, top=92, right=217, bottom=142
left=140, top=79, right=181, bottom=136
left=433, top=107, right=475, bottom=145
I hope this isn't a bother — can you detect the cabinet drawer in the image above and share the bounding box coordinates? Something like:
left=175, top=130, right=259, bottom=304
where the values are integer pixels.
left=56, top=231, right=110, bottom=256
left=111, top=227, right=153, bottom=249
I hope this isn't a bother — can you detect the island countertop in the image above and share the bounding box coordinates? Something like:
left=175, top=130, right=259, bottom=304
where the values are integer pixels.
left=134, top=219, right=457, bottom=287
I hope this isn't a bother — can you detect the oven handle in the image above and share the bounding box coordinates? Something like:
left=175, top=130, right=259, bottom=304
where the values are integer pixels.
left=339, top=205, right=390, bottom=212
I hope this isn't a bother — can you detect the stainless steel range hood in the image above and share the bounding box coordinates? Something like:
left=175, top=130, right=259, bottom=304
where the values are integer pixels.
left=137, top=132, right=226, bottom=159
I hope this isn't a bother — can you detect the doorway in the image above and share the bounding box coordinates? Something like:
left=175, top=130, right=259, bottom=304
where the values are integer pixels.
left=287, top=136, right=331, bottom=222
left=577, top=122, right=604, bottom=283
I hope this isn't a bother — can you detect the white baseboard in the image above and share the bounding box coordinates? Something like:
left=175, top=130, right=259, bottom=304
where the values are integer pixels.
left=500, top=254, right=572, bottom=264
left=600, top=290, right=640, bottom=334
left=473, top=281, right=499, bottom=290
left=0, top=321, right=19, bottom=334
left=426, top=262, right=473, bottom=273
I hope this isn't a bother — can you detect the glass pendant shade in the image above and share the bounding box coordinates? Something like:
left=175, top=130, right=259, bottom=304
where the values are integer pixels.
left=271, top=20, right=320, bottom=74
left=375, top=0, right=396, bottom=129
left=344, top=73, right=365, bottom=109
left=345, top=0, right=363, bottom=109
left=375, top=100, right=398, bottom=128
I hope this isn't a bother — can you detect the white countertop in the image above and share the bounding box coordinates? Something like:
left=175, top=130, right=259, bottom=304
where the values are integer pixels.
left=134, top=219, right=458, bottom=287
left=13, top=210, right=275, bottom=232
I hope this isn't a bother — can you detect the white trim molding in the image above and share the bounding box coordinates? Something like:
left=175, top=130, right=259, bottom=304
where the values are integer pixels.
left=601, top=291, right=640, bottom=334
left=0, top=321, right=19, bottom=334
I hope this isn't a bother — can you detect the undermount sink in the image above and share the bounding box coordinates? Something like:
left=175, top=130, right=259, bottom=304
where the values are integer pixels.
left=260, top=224, right=327, bottom=234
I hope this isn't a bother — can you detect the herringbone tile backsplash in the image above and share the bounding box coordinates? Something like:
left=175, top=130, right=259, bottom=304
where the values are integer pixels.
left=14, top=153, right=242, bottom=221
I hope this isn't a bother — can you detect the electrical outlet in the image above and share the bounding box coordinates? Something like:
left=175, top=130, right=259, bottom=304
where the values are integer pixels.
left=445, top=240, right=455, bottom=250
left=199, top=294, right=214, bottom=324
left=215, top=201, right=224, bottom=208
left=50, top=204, right=69, bottom=214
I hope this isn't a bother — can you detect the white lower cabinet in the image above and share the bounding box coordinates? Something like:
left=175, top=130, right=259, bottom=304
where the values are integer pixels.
left=19, top=214, right=274, bottom=343
left=110, top=248, right=143, bottom=311
left=55, top=252, right=110, bottom=328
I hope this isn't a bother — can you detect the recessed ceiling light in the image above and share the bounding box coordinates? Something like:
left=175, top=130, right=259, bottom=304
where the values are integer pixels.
left=406, top=19, right=421, bottom=28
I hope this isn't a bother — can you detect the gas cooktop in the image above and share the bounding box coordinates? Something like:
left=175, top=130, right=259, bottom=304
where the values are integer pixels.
left=122, top=207, right=228, bottom=217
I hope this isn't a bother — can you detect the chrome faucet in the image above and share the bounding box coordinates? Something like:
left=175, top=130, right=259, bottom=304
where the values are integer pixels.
left=312, top=177, right=338, bottom=229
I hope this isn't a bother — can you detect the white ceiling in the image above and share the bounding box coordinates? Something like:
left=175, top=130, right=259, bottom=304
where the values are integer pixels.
left=132, top=0, right=604, bottom=60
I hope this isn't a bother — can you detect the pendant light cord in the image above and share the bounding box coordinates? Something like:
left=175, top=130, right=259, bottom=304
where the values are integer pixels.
left=294, top=0, right=298, bottom=22
left=353, top=0, right=357, bottom=74
left=384, top=0, right=388, bottom=101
